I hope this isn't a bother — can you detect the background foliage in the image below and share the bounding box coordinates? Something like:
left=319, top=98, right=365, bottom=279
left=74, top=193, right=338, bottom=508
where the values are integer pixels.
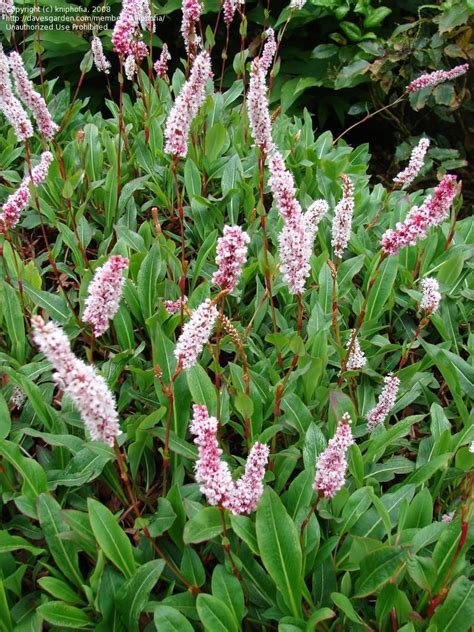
left=0, top=0, right=473, bottom=631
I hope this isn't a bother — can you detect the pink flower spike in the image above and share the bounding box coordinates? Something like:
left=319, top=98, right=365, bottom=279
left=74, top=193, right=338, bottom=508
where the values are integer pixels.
left=8, top=52, right=59, bottom=140
left=268, top=150, right=302, bottom=222
left=154, top=44, right=171, bottom=79
left=346, top=330, right=366, bottom=371
left=313, top=413, right=354, bottom=498
left=164, top=295, right=188, bottom=314
left=83, top=255, right=129, bottom=337
left=112, top=0, right=141, bottom=55
left=31, top=151, right=53, bottom=186
left=31, top=316, right=122, bottom=446
left=227, top=442, right=269, bottom=514
left=164, top=51, right=213, bottom=158
left=223, top=0, right=237, bottom=25
left=190, top=404, right=235, bottom=507
left=91, top=36, right=111, bottom=74
left=0, top=179, right=31, bottom=231
left=260, top=28, right=276, bottom=76
left=419, top=277, right=441, bottom=315
left=367, top=373, right=400, bottom=432
left=124, top=54, right=136, bottom=81
left=212, top=225, right=250, bottom=291
left=441, top=512, right=454, bottom=524
left=0, top=44, right=33, bottom=141
left=290, top=0, right=306, bottom=9
left=331, top=174, right=354, bottom=259
left=247, top=58, right=273, bottom=154
left=407, top=64, right=469, bottom=93
left=0, top=0, right=15, bottom=16
left=189, top=404, right=269, bottom=514
left=181, top=0, right=203, bottom=53
left=381, top=174, right=458, bottom=255
left=393, top=138, right=430, bottom=188
left=174, top=298, right=218, bottom=370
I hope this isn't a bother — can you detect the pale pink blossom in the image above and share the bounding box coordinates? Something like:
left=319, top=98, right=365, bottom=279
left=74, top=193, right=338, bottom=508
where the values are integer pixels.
left=313, top=413, right=354, bottom=498
left=305, top=199, right=329, bottom=234
left=31, top=151, right=53, bottom=186
left=212, top=225, right=250, bottom=291
left=164, top=295, right=188, bottom=314
left=0, top=180, right=30, bottom=231
left=346, top=330, right=366, bottom=371
left=367, top=374, right=400, bottom=432
left=164, top=51, right=213, bottom=158
left=31, top=316, right=121, bottom=446
left=0, top=0, right=15, bottom=16
left=154, top=44, right=171, bottom=79
left=181, top=0, right=203, bottom=53
left=91, top=36, right=111, bottom=74
left=441, top=512, right=454, bottom=524
left=8, top=52, right=59, bottom=140
left=227, top=442, right=269, bottom=514
left=277, top=216, right=311, bottom=295
left=223, top=0, right=237, bottom=25
left=419, top=277, right=441, bottom=315
left=112, top=0, right=152, bottom=56
left=290, top=0, right=306, bottom=9
left=247, top=57, right=273, bottom=153
left=268, top=150, right=301, bottom=222
left=124, top=54, right=136, bottom=80
left=407, top=64, right=469, bottom=93
left=269, top=151, right=326, bottom=294
left=190, top=404, right=234, bottom=506
left=190, top=404, right=268, bottom=514
left=394, top=138, right=430, bottom=188
left=174, top=298, right=218, bottom=370
left=260, top=28, right=276, bottom=76
left=0, top=151, right=50, bottom=230
left=381, top=175, right=457, bottom=255
left=83, top=255, right=129, bottom=337
left=331, top=174, right=354, bottom=259
left=469, top=441, right=474, bottom=454
left=9, top=385, right=25, bottom=410
left=0, top=44, right=33, bottom=141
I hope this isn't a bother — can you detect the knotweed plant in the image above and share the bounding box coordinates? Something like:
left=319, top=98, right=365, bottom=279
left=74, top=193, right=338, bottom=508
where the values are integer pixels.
left=0, top=2, right=472, bottom=631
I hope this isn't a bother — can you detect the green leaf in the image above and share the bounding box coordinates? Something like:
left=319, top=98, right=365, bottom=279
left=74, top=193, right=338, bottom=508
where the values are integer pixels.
left=87, top=498, right=136, bottom=578
left=154, top=605, right=194, bottom=632
left=355, top=546, right=408, bottom=597
left=211, top=565, right=244, bottom=625
left=0, top=532, right=44, bottom=556
left=184, top=158, right=202, bottom=198
left=0, top=394, right=11, bottom=440
left=117, top=560, right=165, bottom=632
left=431, top=576, right=474, bottom=632
left=196, top=594, right=239, bottom=632
left=331, top=592, right=364, bottom=624
left=23, top=281, right=70, bottom=324
left=37, top=602, right=92, bottom=629
left=0, top=281, right=26, bottom=363
left=205, top=123, right=226, bottom=163
left=183, top=507, right=224, bottom=544
left=365, top=256, right=398, bottom=322
left=38, top=577, right=85, bottom=606
left=187, top=364, right=217, bottom=416
left=256, top=488, right=303, bottom=617
left=148, top=498, right=176, bottom=537
left=137, top=244, right=162, bottom=321
left=37, top=494, right=83, bottom=588
left=0, top=439, right=47, bottom=499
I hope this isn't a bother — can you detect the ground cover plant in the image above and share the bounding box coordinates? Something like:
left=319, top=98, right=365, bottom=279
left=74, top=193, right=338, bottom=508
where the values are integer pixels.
left=0, top=1, right=473, bottom=630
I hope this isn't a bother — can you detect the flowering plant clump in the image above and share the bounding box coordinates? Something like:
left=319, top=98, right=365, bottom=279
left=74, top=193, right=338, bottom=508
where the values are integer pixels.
left=0, top=2, right=472, bottom=631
